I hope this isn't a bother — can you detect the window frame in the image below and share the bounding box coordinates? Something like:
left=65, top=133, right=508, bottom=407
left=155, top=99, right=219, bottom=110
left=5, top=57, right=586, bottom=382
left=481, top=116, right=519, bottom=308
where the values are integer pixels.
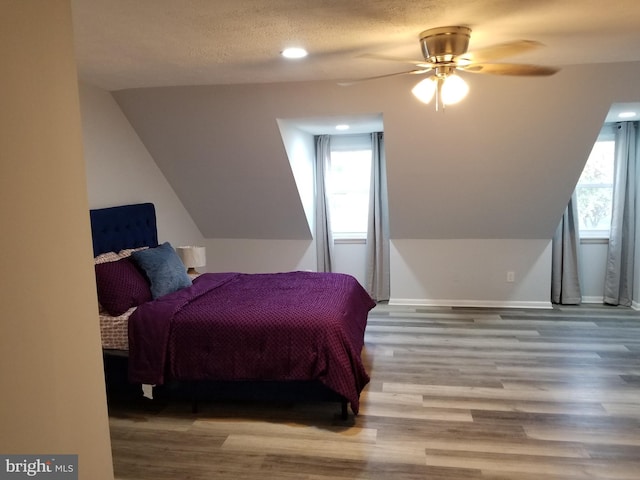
left=575, top=124, right=616, bottom=240
left=326, top=134, right=373, bottom=241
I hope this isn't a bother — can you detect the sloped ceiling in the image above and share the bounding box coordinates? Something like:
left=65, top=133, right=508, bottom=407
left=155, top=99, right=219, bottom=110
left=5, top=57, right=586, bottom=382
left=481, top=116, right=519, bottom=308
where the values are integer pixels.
left=72, top=1, right=640, bottom=240
left=113, top=62, right=640, bottom=239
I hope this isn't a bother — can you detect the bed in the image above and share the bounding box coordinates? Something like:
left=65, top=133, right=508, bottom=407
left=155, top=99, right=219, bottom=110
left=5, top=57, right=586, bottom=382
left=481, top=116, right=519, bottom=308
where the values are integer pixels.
left=91, top=203, right=374, bottom=416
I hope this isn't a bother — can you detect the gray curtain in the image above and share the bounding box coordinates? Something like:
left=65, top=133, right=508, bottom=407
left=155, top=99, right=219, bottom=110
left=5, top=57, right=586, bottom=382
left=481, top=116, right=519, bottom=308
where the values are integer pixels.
left=365, top=132, right=390, bottom=301
left=551, top=192, right=582, bottom=304
left=604, top=122, right=638, bottom=306
left=315, top=135, right=333, bottom=272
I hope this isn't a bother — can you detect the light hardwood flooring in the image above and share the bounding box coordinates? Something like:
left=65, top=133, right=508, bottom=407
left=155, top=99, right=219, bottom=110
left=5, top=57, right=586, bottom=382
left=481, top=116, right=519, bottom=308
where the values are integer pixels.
left=109, top=304, right=640, bottom=479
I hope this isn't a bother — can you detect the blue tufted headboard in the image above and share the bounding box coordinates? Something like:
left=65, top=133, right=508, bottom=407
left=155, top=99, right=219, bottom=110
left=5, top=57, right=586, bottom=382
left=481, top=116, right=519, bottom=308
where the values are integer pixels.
left=89, top=203, right=159, bottom=256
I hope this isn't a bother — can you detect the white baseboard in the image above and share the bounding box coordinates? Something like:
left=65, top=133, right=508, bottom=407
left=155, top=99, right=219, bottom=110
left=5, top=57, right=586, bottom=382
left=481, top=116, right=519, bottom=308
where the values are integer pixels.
left=389, top=298, right=553, bottom=310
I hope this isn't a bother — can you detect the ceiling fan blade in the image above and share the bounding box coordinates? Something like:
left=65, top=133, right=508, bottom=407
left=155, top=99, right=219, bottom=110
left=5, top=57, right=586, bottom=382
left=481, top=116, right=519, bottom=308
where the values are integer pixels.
left=459, top=40, right=544, bottom=64
left=359, top=53, right=433, bottom=68
left=459, top=63, right=559, bottom=76
left=337, top=68, right=431, bottom=86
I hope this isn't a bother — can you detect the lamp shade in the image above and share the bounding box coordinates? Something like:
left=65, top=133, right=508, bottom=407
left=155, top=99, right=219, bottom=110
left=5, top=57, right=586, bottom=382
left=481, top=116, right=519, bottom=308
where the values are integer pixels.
left=176, top=245, right=206, bottom=272
left=411, top=77, right=437, bottom=104
left=441, top=74, right=469, bottom=105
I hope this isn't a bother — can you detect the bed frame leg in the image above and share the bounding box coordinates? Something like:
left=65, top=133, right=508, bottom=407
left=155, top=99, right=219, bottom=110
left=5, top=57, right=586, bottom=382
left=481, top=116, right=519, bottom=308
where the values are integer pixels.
left=191, top=381, right=199, bottom=414
left=340, top=400, right=348, bottom=420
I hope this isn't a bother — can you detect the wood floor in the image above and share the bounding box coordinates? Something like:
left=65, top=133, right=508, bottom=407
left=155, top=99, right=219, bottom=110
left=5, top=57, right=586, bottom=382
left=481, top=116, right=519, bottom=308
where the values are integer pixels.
left=108, top=304, right=640, bottom=479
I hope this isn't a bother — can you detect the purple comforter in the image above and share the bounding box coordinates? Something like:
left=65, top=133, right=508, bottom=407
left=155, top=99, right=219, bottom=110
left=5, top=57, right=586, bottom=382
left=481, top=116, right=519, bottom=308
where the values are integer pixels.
left=128, top=271, right=375, bottom=413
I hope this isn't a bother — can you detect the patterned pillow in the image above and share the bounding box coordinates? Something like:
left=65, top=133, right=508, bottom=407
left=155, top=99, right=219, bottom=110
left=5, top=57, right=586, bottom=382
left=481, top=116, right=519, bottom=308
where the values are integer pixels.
left=131, top=242, right=192, bottom=299
left=118, top=246, right=149, bottom=258
left=95, top=257, right=152, bottom=316
left=94, top=251, right=121, bottom=264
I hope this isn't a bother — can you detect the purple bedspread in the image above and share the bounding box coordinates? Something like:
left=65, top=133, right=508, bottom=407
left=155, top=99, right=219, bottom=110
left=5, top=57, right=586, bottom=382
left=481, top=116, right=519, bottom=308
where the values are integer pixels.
left=128, top=271, right=375, bottom=413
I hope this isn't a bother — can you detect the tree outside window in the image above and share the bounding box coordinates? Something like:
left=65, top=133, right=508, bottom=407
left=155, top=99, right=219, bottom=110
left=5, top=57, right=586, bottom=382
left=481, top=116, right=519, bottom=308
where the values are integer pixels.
left=575, top=139, right=615, bottom=238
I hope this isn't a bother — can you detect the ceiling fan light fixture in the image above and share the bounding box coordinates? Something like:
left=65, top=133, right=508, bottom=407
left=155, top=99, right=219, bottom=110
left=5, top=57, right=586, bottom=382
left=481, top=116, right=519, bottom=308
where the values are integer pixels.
left=412, top=73, right=468, bottom=108
left=419, top=26, right=471, bottom=62
left=411, top=76, right=437, bottom=104
left=359, top=25, right=554, bottom=110
left=441, top=74, right=469, bottom=105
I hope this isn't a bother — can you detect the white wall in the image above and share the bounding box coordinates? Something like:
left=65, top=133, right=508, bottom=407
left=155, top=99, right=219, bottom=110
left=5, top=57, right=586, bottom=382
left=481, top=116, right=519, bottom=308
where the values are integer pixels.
left=333, top=242, right=368, bottom=287
left=0, top=2, right=113, bottom=477
left=201, top=239, right=369, bottom=290
left=202, top=239, right=315, bottom=273
left=390, top=239, right=553, bottom=308
left=79, top=82, right=204, bottom=249
left=276, top=120, right=315, bottom=235
left=579, top=241, right=608, bottom=303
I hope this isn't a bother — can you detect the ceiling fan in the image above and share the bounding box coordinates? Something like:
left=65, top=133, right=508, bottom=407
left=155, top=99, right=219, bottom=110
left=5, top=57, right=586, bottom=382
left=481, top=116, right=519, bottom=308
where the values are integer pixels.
left=344, top=26, right=559, bottom=110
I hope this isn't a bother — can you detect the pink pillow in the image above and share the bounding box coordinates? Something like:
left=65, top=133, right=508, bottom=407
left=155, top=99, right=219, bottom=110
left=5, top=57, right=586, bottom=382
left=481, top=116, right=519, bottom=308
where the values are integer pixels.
left=95, top=257, right=152, bottom=316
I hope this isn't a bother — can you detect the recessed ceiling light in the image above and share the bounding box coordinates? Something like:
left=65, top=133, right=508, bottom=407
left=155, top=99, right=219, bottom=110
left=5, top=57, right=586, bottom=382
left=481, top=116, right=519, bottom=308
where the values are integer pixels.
left=618, top=111, right=637, bottom=119
left=281, top=47, right=308, bottom=59
left=335, top=124, right=350, bottom=131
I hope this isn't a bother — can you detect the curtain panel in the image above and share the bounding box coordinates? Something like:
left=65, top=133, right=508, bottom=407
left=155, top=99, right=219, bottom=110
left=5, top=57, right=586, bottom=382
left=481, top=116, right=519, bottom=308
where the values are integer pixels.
left=603, top=122, right=638, bottom=306
left=551, top=193, right=582, bottom=304
left=315, top=135, right=334, bottom=272
left=365, top=132, right=390, bottom=301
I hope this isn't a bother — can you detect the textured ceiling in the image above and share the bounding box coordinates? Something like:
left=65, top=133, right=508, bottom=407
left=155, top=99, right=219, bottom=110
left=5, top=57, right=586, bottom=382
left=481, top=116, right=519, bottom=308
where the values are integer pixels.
left=72, top=0, right=640, bottom=91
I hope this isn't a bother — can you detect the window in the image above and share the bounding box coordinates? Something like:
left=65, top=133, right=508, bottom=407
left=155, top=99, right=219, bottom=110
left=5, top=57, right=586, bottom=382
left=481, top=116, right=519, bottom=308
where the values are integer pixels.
left=326, top=135, right=372, bottom=239
left=575, top=125, right=615, bottom=238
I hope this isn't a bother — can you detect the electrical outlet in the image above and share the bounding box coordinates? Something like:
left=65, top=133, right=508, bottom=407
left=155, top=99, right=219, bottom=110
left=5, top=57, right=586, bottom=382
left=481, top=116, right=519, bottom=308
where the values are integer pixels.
left=507, top=271, right=515, bottom=283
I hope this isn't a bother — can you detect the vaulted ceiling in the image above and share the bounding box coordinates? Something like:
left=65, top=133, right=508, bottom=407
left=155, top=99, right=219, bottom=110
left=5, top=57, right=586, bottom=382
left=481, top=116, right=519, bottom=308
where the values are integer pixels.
left=71, top=1, right=640, bottom=240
